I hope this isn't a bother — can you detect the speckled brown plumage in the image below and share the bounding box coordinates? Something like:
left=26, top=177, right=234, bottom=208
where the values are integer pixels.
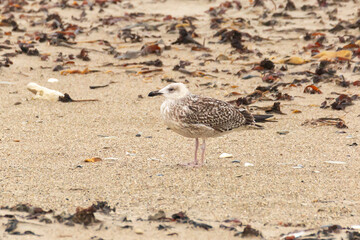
left=170, top=94, right=255, bottom=133
left=148, top=83, right=259, bottom=166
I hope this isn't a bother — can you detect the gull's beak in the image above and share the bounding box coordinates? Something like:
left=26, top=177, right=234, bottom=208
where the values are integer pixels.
left=148, top=90, right=163, bottom=97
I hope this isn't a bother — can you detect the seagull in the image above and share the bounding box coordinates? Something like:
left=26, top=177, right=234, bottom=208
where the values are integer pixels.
left=148, top=83, right=261, bottom=167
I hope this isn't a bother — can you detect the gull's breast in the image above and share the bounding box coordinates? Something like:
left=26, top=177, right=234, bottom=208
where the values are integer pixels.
left=160, top=99, right=220, bottom=138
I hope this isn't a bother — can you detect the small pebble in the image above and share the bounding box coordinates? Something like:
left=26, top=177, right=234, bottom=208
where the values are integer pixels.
left=216, top=54, right=230, bottom=61
left=53, top=65, right=64, bottom=71
left=277, top=130, right=289, bottom=135
left=134, top=228, right=144, bottom=235
left=242, top=74, right=258, bottom=79
left=232, top=160, right=241, bottom=163
left=65, top=221, right=75, bottom=227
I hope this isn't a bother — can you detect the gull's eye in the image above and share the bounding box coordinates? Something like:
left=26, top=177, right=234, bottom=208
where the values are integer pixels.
left=168, top=87, right=175, bottom=92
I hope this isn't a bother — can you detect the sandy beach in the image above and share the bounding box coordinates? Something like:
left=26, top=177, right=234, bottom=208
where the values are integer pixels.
left=1, top=0, right=360, bottom=239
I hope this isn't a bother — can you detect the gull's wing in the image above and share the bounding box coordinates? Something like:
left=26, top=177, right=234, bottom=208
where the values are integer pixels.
left=179, top=96, right=255, bottom=132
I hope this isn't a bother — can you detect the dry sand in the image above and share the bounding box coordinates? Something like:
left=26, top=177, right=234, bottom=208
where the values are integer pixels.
left=0, top=0, right=360, bottom=239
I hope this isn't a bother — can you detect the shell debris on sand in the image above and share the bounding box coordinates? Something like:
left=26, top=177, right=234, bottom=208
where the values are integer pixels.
left=26, top=82, right=64, bottom=101
left=219, top=153, right=233, bottom=158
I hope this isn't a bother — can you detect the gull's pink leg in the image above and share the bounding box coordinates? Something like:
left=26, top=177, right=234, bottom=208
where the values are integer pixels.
left=193, top=138, right=199, bottom=165
left=179, top=138, right=199, bottom=167
left=199, top=139, right=206, bottom=166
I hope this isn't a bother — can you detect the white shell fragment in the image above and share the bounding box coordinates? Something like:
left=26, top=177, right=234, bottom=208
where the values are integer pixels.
left=47, top=78, right=59, bottom=83
left=324, top=161, right=346, bottom=165
left=26, top=82, right=64, bottom=101
left=244, top=162, right=254, bottom=167
left=293, top=164, right=304, bottom=169
left=219, top=153, right=233, bottom=158
left=100, top=136, right=117, bottom=139
left=103, top=157, right=119, bottom=160
left=125, top=151, right=136, bottom=156
left=0, top=81, right=15, bottom=85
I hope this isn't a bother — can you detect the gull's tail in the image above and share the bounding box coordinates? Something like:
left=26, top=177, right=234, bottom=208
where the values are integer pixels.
left=251, top=114, right=276, bottom=129
left=253, top=114, right=275, bottom=123
left=237, top=107, right=275, bottom=130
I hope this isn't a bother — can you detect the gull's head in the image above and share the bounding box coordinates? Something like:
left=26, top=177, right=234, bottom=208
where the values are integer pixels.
left=148, top=83, right=190, bottom=100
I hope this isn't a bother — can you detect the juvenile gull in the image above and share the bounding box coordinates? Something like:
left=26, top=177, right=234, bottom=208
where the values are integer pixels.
left=148, top=83, right=260, bottom=166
